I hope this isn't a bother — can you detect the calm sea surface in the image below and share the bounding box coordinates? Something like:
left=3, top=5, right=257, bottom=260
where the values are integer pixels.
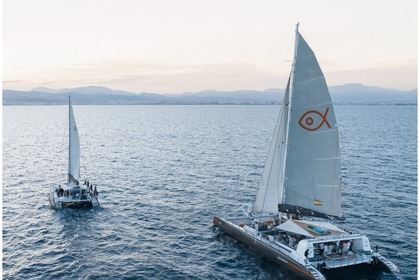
left=3, top=105, right=417, bottom=280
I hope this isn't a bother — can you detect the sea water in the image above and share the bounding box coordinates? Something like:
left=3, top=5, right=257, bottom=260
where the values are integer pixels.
left=2, top=105, right=417, bottom=279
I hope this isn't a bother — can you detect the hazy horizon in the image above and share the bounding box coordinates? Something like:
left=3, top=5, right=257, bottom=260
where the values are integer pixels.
left=3, top=82, right=418, bottom=95
left=3, top=0, right=417, bottom=94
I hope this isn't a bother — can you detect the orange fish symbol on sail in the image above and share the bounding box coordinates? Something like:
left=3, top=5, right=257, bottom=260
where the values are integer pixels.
left=298, top=107, right=331, bottom=131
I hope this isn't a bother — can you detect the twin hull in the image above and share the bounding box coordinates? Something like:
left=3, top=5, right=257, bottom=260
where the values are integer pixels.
left=213, top=216, right=397, bottom=280
left=213, top=216, right=318, bottom=280
left=49, top=188, right=95, bottom=210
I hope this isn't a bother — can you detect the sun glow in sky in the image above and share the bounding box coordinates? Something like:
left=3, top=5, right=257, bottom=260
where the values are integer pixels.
left=3, top=0, right=417, bottom=93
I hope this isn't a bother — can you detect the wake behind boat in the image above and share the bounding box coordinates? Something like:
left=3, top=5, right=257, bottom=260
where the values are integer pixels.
left=49, top=97, right=99, bottom=210
left=213, top=24, right=399, bottom=280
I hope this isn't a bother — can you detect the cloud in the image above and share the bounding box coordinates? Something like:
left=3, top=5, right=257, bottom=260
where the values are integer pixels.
left=4, top=62, right=283, bottom=93
left=4, top=57, right=416, bottom=93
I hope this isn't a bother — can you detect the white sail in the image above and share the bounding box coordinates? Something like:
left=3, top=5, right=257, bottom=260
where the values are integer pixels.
left=68, top=97, right=80, bottom=184
left=252, top=78, right=290, bottom=215
left=253, top=25, right=342, bottom=219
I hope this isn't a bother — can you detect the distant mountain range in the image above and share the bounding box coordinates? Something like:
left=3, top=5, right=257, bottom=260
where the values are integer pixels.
left=3, top=84, right=417, bottom=105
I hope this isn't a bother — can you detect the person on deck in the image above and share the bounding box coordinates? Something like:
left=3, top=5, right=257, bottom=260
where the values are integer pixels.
left=323, top=244, right=329, bottom=258
left=342, top=242, right=348, bottom=255
left=289, top=236, right=296, bottom=248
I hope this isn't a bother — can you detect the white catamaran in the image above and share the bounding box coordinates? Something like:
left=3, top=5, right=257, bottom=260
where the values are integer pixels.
left=213, top=24, right=399, bottom=280
left=49, top=97, right=99, bottom=210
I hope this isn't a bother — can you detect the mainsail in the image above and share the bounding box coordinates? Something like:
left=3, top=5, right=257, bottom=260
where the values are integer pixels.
left=253, top=25, right=342, bottom=220
left=68, top=97, right=80, bottom=184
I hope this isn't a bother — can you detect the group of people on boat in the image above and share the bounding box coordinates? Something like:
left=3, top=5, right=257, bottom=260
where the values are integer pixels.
left=249, top=220, right=303, bottom=249
left=314, top=240, right=354, bottom=259
left=252, top=219, right=280, bottom=232
left=276, top=232, right=302, bottom=249
left=249, top=219, right=356, bottom=259
left=83, top=180, right=98, bottom=197
left=55, top=181, right=98, bottom=199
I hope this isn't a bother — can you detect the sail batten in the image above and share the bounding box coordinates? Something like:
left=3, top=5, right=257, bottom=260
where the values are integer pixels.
left=314, top=157, right=340, bottom=161
left=294, top=76, right=325, bottom=85
left=253, top=25, right=342, bottom=219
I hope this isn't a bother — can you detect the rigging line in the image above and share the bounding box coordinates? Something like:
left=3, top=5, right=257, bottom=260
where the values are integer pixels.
left=281, top=29, right=298, bottom=215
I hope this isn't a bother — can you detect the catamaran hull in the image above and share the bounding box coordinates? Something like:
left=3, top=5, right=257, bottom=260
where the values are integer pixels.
left=49, top=190, right=95, bottom=210
left=213, top=216, right=319, bottom=280
left=213, top=217, right=399, bottom=279
left=49, top=197, right=93, bottom=210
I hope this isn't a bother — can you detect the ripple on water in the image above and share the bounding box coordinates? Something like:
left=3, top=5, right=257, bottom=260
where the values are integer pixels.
left=2, top=105, right=417, bottom=279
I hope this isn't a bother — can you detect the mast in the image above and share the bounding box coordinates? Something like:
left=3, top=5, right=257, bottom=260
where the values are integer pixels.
left=68, top=96, right=71, bottom=183
left=251, top=24, right=300, bottom=217
left=280, top=23, right=299, bottom=206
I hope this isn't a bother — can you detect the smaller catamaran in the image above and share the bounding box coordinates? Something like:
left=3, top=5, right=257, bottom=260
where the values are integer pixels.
left=49, top=97, right=99, bottom=210
left=213, top=24, right=399, bottom=280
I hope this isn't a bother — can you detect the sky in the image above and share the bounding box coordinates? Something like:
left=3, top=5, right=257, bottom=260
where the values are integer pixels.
left=3, top=0, right=418, bottom=93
